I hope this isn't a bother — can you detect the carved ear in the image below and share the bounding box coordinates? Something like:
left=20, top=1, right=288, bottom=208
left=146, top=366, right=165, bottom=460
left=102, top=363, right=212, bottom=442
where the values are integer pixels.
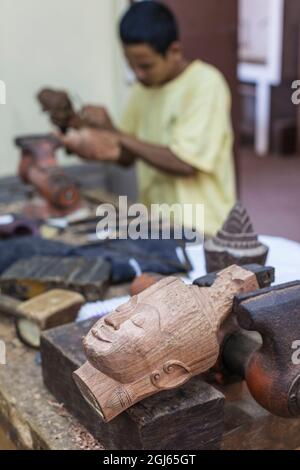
left=151, top=361, right=192, bottom=390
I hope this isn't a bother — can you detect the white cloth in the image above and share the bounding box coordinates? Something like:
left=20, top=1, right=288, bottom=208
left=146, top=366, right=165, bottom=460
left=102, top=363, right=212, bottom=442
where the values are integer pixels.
left=77, top=235, right=300, bottom=323
left=260, top=236, right=300, bottom=286
left=186, top=236, right=300, bottom=286
left=77, top=296, right=130, bottom=323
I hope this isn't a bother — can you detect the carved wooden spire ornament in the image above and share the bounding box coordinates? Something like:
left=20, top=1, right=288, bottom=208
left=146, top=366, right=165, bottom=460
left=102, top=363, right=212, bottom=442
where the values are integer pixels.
left=204, top=203, right=269, bottom=273
left=74, top=265, right=259, bottom=422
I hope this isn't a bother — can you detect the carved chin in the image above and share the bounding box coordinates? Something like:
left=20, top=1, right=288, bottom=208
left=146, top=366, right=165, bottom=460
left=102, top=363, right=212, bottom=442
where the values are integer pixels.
left=83, top=343, right=111, bottom=372
left=84, top=333, right=112, bottom=355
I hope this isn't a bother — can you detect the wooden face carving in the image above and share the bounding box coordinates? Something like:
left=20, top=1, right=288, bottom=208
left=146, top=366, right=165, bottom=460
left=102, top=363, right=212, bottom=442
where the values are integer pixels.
left=83, top=277, right=213, bottom=385
left=74, top=266, right=259, bottom=422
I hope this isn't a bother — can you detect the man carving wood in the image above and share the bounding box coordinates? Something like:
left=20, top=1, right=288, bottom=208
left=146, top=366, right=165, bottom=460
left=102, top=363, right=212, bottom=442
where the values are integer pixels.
left=41, top=1, right=236, bottom=235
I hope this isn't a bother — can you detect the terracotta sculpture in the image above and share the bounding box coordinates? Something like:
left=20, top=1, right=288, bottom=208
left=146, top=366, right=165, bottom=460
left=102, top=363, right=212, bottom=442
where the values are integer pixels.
left=74, top=265, right=259, bottom=422
left=204, top=203, right=269, bottom=273
left=15, top=134, right=80, bottom=217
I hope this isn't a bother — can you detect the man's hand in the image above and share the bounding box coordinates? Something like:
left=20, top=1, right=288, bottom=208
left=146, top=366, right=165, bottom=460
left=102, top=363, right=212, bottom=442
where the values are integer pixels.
left=60, top=128, right=121, bottom=162
left=80, top=105, right=115, bottom=131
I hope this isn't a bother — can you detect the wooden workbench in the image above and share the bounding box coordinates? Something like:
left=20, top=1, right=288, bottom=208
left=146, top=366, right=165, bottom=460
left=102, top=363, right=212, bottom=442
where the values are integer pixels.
left=0, top=165, right=113, bottom=450
left=0, top=316, right=102, bottom=450
left=3, top=307, right=300, bottom=451
left=1, top=167, right=300, bottom=450
left=0, top=284, right=130, bottom=451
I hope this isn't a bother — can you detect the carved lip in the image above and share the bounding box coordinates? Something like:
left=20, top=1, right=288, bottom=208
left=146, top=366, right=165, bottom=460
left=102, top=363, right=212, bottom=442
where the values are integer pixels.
left=92, top=324, right=115, bottom=343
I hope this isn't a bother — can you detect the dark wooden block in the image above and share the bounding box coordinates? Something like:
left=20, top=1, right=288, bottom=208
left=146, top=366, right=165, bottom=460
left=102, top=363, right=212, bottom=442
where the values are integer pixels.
left=41, top=319, right=225, bottom=450
left=0, top=256, right=111, bottom=302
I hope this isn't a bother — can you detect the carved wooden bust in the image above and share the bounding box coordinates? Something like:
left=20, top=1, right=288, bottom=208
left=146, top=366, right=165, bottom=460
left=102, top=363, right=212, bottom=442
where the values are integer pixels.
left=74, top=265, right=259, bottom=422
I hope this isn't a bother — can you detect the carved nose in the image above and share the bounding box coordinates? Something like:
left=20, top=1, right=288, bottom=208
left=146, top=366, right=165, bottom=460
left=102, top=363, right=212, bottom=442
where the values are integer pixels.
left=104, top=317, right=120, bottom=330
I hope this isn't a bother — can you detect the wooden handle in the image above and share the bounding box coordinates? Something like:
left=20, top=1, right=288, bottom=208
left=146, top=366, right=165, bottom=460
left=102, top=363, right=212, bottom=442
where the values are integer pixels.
left=0, top=294, right=21, bottom=317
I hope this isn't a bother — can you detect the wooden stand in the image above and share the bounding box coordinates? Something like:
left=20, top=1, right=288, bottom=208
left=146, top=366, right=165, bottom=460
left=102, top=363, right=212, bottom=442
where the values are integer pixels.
left=41, top=319, right=225, bottom=450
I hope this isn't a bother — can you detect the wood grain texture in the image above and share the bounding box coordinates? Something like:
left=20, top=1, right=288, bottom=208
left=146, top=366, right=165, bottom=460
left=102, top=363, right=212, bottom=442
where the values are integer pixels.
left=74, top=266, right=258, bottom=422
left=16, top=289, right=85, bottom=348
left=41, top=318, right=225, bottom=450
left=3, top=310, right=300, bottom=450
left=0, top=256, right=111, bottom=301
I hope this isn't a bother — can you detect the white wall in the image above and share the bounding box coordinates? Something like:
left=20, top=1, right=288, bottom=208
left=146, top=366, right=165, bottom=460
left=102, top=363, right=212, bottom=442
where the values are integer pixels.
left=239, top=0, right=271, bottom=64
left=0, top=0, right=128, bottom=176
left=238, top=0, right=284, bottom=155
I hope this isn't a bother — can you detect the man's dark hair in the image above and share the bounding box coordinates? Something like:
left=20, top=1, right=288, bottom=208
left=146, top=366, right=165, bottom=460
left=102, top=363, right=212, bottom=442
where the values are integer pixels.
left=120, top=1, right=179, bottom=55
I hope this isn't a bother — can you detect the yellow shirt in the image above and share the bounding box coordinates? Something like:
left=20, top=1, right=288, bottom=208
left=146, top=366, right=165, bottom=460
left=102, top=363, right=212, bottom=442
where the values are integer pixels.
left=119, top=60, right=236, bottom=236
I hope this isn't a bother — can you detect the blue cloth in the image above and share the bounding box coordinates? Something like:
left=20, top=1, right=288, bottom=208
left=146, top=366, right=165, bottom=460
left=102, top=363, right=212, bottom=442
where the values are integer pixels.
left=0, top=237, right=191, bottom=284
left=75, top=239, right=191, bottom=283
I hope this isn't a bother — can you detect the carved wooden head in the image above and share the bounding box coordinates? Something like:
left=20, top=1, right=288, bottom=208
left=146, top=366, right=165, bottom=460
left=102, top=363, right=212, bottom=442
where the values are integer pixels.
left=74, top=266, right=259, bottom=422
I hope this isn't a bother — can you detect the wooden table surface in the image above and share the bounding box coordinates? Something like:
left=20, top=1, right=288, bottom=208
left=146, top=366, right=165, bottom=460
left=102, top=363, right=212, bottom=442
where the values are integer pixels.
left=1, top=167, right=300, bottom=450
left=0, top=165, right=118, bottom=450
left=0, top=285, right=130, bottom=450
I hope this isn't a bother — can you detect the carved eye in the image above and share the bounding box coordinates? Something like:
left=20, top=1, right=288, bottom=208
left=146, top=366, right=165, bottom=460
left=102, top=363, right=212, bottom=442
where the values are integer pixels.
left=132, top=315, right=145, bottom=328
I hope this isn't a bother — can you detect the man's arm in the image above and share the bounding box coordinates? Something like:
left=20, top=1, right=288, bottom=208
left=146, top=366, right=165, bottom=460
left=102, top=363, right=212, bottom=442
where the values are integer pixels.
left=60, top=127, right=197, bottom=177
left=118, top=132, right=197, bottom=177
left=72, top=105, right=196, bottom=176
